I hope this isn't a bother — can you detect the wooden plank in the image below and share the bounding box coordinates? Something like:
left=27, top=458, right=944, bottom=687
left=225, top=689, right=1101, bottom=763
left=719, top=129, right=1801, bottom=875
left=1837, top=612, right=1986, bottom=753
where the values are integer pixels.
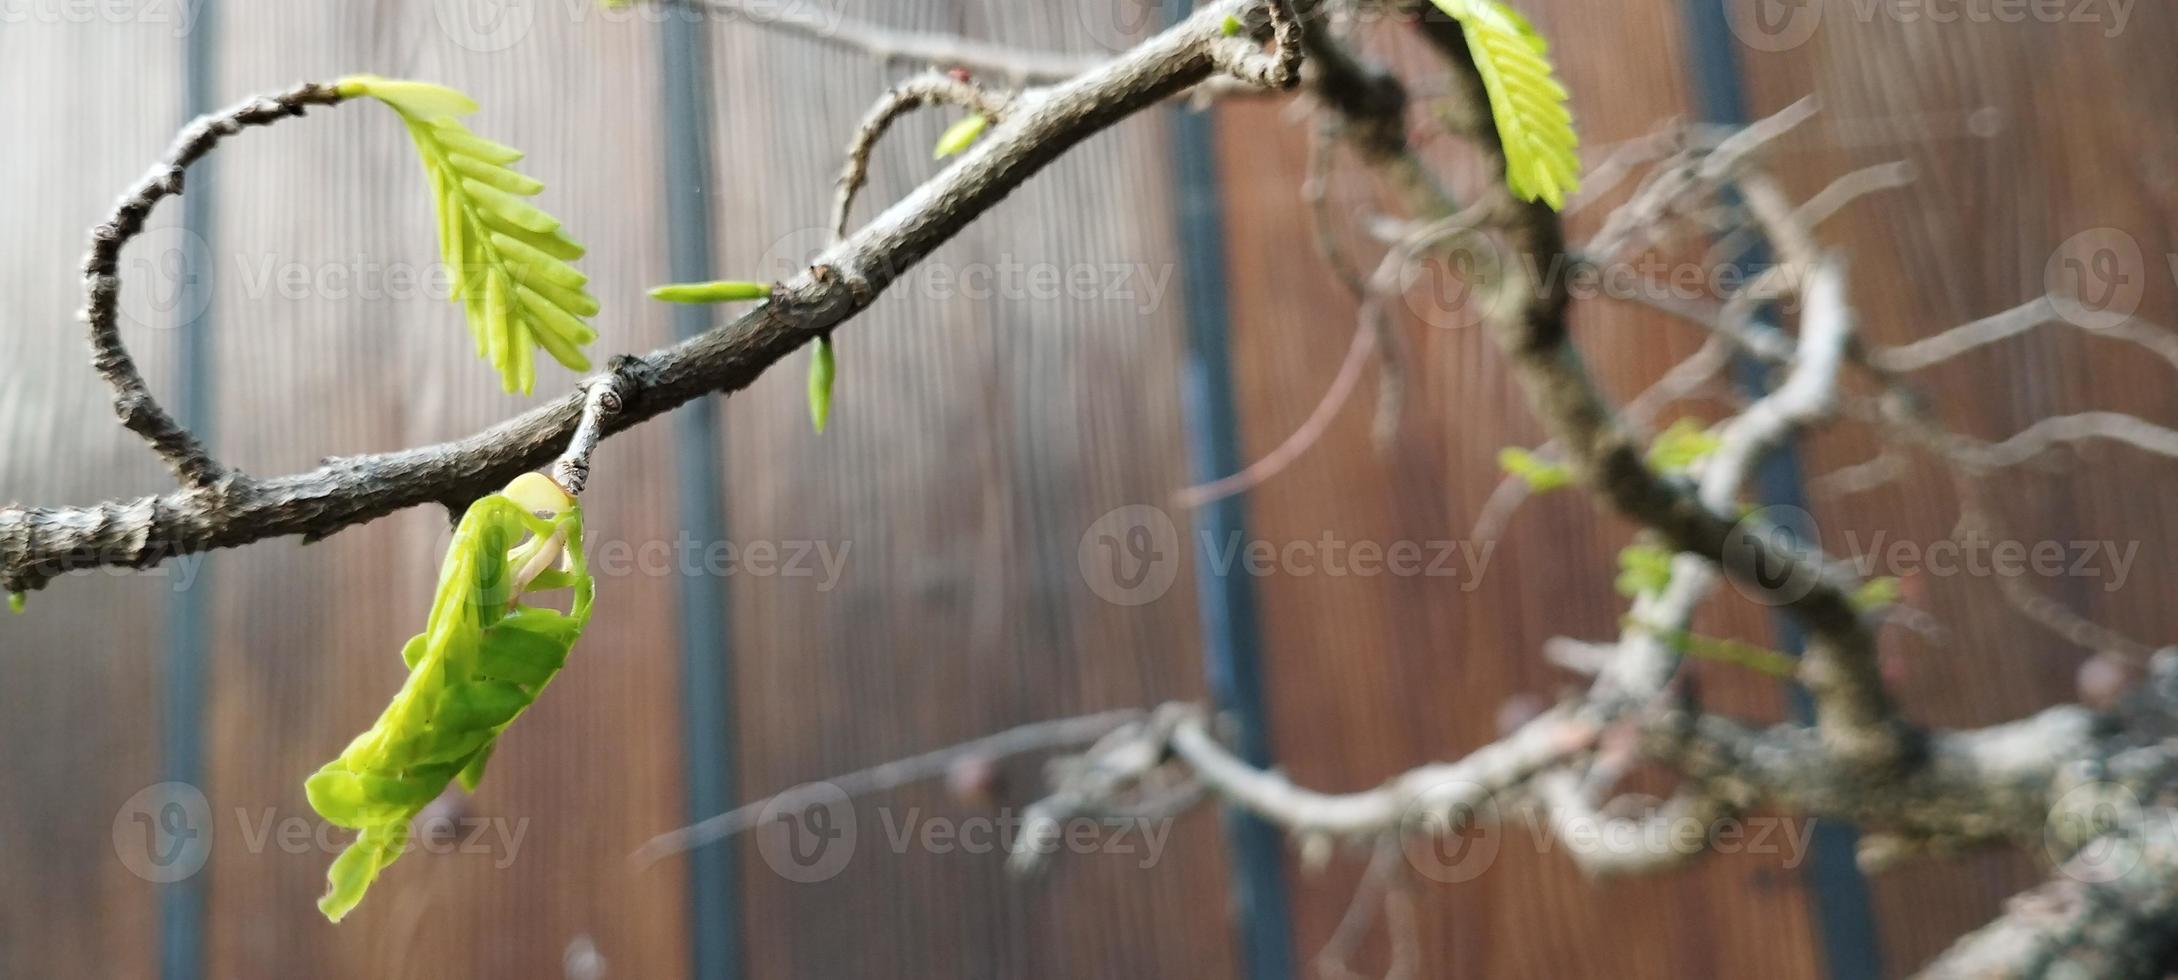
left=1737, top=3, right=2178, bottom=972
left=1212, top=5, right=1825, bottom=976
left=0, top=15, right=186, bottom=980
left=705, top=2, right=1238, bottom=975
left=196, top=5, right=687, bottom=977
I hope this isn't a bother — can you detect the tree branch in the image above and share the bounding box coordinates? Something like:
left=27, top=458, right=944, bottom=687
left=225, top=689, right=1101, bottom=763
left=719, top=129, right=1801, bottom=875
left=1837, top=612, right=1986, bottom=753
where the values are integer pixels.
left=84, top=81, right=345, bottom=489
left=0, top=0, right=1273, bottom=597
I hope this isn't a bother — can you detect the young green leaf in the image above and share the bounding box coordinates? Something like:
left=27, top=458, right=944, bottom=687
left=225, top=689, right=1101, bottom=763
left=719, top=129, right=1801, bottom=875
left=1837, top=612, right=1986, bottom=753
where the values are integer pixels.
left=6, top=592, right=23, bottom=615
left=1625, top=618, right=1797, bottom=677
left=1615, top=541, right=1674, bottom=598
left=1646, top=418, right=1722, bottom=473
left=337, top=75, right=599, bottom=395
left=1850, top=576, right=1903, bottom=613
left=1220, top=14, right=1245, bottom=36
left=647, top=280, right=774, bottom=304
left=1497, top=446, right=1571, bottom=492
left=933, top=114, right=990, bottom=159
left=305, top=472, right=593, bottom=922
left=1426, top=0, right=1581, bottom=209
left=808, top=337, right=836, bottom=434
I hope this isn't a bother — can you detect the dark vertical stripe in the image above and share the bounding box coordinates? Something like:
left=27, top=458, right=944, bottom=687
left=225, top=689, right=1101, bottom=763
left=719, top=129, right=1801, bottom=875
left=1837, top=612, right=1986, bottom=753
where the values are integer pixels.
left=163, top=3, right=218, bottom=978
left=1166, top=5, right=1295, bottom=978
left=1673, top=4, right=1882, bottom=977
left=658, top=5, right=742, bottom=979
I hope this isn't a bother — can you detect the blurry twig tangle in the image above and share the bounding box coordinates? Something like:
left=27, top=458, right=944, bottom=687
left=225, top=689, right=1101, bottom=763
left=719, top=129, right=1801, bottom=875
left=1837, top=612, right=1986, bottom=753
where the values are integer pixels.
left=11, top=0, right=2178, bottom=973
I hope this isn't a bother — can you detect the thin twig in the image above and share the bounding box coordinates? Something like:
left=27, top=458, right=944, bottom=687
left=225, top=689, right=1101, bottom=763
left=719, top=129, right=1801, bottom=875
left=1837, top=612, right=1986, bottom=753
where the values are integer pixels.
left=83, top=81, right=344, bottom=488
left=630, top=708, right=1143, bottom=867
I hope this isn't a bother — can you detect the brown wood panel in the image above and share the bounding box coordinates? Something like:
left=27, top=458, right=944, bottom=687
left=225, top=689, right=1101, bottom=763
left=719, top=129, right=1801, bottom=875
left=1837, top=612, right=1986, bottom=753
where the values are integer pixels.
left=1214, top=5, right=1824, bottom=977
left=0, top=16, right=187, bottom=980
left=707, top=2, right=1237, bottom=976
left=197, top=4, right=687, bottom=977
left=1736, top=3, right=2178, bottom=972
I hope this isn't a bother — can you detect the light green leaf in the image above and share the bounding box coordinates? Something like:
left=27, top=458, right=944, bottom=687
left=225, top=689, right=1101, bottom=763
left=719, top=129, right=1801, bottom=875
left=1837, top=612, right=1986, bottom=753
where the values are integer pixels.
left=339, top=75, right=599, bottom=394
left=1615, top=541, right=1674, bottom=598
left=1221, top=14, right=1245, bottom=36
left=1851, top=576, right=1903, bottom=613
left=1626, top=617, right=1798, bottom=677
left=306, top=472, right=593, bottom=922
left=1647, top=418, right=1723, bottom=473
left=808, top=337, right=836, bottom=434
left=647, top=280, right=774, bottom=304
left=1497, top=446, right=1571, bottom=492
left=7, top=592, right=23, bottom=615
left=1427, top=0, right=1581, bottom=209
left=934, top=114, right=990, bottom=159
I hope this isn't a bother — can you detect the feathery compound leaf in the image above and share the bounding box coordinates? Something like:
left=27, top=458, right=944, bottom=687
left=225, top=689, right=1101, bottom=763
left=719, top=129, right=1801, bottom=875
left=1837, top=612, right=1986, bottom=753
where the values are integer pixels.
left=808, top=337, right=836, bottom=434
left=306, top=473, right=592, bottom=922
left=647, top=280, right=774, bottom=304
left=338, top=75, right=599, bottom=394
left=933, top=114, right=990, bottom=159
left=1428, top=0, right=1581, bottom=209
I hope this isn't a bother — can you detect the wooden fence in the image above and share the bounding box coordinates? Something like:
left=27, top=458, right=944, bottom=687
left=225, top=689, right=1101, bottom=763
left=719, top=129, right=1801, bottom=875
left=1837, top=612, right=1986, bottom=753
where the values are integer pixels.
left=2, top=0, right=2171, bottom=976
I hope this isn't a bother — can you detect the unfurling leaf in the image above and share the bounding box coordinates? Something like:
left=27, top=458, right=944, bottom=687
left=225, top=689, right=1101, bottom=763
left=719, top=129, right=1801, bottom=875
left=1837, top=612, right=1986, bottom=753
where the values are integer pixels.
left=1497, top=446, right=1571, bottom=492
left=6, top=592, right=23, bottom=615
left=1626, top=618, right=1797, bottom=677
left=1220, top=14, right=1245, bottom=36
left=1615, top=541, right=1674, bottom=598
left=808, top=337, right=836, bottom=434
left=933, top=113, right=990, bottom=159
left=306, top=472, right=593, bottom=922
left=1426, top=0, right=1581, bottom=209
left=1850, top=576, right=1903, bottom=613
left=647, top=280, right=774, bottom=304
left=338, top=75, right=598, bottom=395
left=1646, top=418, right=1722, bottom=473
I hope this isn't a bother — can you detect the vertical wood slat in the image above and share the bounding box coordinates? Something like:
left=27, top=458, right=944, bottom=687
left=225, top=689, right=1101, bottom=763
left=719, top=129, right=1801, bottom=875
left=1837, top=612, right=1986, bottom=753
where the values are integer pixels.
left=657, top=10, right=742, bottom=979
left=0, top=14, right=186, bottom=980
left=1737, top=2, right=2178, bottom=972
left=1213, top=3, right=1826, bottom=976
left=10, top=2, right=2175, bottom=977
left=1671, top=1, right=1884, bottom=974
left=709, top=1, right=1237, bottom=976
left=194, top=3, right=689, bottom=977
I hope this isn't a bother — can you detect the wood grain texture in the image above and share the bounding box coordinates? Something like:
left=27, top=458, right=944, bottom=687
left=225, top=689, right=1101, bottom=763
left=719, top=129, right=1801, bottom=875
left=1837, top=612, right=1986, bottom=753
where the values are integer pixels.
left=1736, top=2, right=2178, bottom=973
left=7, top=1, right=2172, bottom=977
left=704, top=2, right=1237, bottom=976
left=195, top=3, right=687, bottom=977
left=0, top=15, right=186, bottom=980
left=1212, top=5, right=1824, bottom=975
